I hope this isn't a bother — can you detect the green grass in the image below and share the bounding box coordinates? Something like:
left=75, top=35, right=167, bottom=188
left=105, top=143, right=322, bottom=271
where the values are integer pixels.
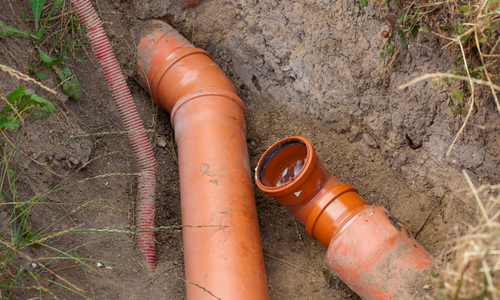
left=1, top=0, right=85, bottom=101
left=0, top=2, right=229, bottom=299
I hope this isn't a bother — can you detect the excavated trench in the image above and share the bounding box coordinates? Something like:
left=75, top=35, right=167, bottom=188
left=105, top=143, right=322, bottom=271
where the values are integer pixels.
left=128, top=0, right=500, bottom=247
left=1, top=0, right=499, bottom=298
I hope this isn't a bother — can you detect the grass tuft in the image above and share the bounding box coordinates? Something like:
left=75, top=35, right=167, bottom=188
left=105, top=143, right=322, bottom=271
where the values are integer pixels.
left=395, top=0, right=500, bottom=155
left=436, top=171, right=500, bottom=299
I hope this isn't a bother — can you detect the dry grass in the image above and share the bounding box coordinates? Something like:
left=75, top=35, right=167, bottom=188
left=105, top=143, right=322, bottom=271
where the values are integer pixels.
left=437, top=171, right=500, bottom=299
left=397, top=0, right=499, bottom=156
left=0, top=64, right=57, bottom=95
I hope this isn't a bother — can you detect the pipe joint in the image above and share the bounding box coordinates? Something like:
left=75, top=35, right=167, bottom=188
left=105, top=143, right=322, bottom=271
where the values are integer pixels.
left=150, top=47, right=212, bottom=111
left=255, top=136, right=370, bottom=246
left=304, top=183, right=363, bottom=247
left=170, top=89, right=246, bottom=125
left=137, top=22, right=237, bottom=116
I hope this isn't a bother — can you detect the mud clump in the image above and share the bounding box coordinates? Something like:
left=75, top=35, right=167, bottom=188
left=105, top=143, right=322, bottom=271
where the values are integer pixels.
left=19, top=119, right=92, bottom=171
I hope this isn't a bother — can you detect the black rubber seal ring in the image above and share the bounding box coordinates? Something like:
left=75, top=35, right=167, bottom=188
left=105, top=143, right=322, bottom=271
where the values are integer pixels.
left=258, top=139, right=305, bottom=186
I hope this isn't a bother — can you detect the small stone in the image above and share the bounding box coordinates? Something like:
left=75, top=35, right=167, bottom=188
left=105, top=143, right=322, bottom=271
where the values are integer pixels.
left=157, top=136, right=167, bottom=148
left=348, top=125, right=362, bottom=142
left=362, top=133, right=378, bottom=149
left=249, top=147, right=258, bottom=156
left=423, top=285, right=431, bottom=290
left=281, top=65, right=292, bottom=71
left=357, top=140, right=371, bottom=158
left=58, top=91, right=69, bottom=103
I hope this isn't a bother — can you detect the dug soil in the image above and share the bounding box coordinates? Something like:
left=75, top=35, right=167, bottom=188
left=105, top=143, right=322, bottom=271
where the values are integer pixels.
left=1, top=0, right=498, bottom=299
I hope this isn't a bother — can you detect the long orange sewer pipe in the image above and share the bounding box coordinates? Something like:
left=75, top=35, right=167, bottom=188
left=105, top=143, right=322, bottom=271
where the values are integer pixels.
left=136, top=20, right=269, bottom=299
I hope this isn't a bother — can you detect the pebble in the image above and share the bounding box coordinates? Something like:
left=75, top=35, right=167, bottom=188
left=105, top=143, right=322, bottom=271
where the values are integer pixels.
left=157, top=136, right=167, bottom=148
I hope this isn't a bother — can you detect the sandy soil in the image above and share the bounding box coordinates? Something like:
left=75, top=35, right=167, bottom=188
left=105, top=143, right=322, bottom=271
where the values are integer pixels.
left=0, top=0, right=493, bottom=299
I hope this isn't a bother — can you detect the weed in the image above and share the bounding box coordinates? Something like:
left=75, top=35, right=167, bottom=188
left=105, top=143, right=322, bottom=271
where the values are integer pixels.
left=379, top=0, right=432, bottom=61
left=397, top=0, right=500, bottom=156
left=29, top=47, right=84, bottom=100
left=0, top=21, right=37, bottom=39
left=1, top=0, right=85, bottom=101
left=360, top=0, right=368, bottom=14
left=0, top=86, right=55, bottom=130
left=437, top=0, right=500, bottom=118
left=0, top=0, right=62, bottom=43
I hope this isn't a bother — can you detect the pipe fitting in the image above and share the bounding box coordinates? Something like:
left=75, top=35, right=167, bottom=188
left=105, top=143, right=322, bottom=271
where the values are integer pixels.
left=137, top=20, right=269, bottom=300
left=256, top=137, right=367, bottom=247
left=137, top=21, right=237, bottom=116
left=256, top=136, right=434, bottom=299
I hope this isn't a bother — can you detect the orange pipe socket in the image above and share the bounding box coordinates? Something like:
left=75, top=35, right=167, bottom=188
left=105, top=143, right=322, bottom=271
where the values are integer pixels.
left=255, top=136, right=434, bottom=299
left=137, top=20, right=269, bottom=300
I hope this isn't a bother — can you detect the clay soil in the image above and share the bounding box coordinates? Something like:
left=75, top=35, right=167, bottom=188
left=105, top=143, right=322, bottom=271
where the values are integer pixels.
left=0, top=0, right=497, bottom=299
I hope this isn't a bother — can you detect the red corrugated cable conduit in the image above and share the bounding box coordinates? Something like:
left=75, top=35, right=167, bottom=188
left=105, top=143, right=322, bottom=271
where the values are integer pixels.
left=255, top=136, right=435, bottom=300
left=136, top=20, right=269, bottom=299
left=70, top=0, right=157, bottom=270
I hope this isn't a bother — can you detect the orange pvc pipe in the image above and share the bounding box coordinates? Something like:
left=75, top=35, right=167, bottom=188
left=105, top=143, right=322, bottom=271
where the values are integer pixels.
left=255, top=136, right=434, bottom=300
left=137, top=20, right=269, bottom=300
